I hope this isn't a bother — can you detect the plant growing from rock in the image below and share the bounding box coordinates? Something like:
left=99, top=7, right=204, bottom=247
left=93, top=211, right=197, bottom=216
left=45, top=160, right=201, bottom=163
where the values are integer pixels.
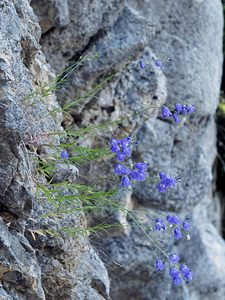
left=20, top=48, right=195, bottom=285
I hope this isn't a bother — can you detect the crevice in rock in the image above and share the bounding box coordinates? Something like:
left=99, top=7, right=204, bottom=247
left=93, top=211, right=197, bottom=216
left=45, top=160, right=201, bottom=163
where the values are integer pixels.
left=215, top=107, right=225, bottom=239
left=35, top=156, right=56, bottom=185
left=91, top=278, right=109, bottom=300
left=156, top=116, right=173, bottom=125
left=20, top=42, right=30, bottom=69
left=54, top=27, right=108, bottom=93
left=40, top=26, right=57, bottom=40
left=69, top=28, right=107, bottom=64
left=0, top=203, right=17, bottom=218
left=101, top=106, right=115, bottom=114
left=0, top=203, right=25, bottom=234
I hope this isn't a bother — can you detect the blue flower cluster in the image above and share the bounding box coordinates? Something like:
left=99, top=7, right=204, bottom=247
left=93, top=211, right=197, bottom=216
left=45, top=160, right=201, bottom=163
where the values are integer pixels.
left=155, top=214, right=191, bottom=240
left=156, top=259, right=164, bottom=271
left=140, top=60, right=163, bottom=69
left=168, top=215, right=191, bottom=240
left=155, top=214, right=193, bottom=284
left=111, top=137, right=149, bottom=188
left=162, top=103, right=195, bottom=124
left=111, top=137, right=132, bottom=162
left=155, top=218, right=166, bottom=231
left=156, top=172, right=178, bottom=192
left=169, top=253, right=180, bottom=264
left=180, top=264, right=194, bottom=283
left=61, top=150, right=69, bottom=160
left=156, top=254, right=193, bottom=285
left=155, top=60, right=163, bottom=68
left=170, top=268, right=183, bottom=285
left=111, top=139, right=180, bottom=192
left=140, top=61, right=145, bottom=69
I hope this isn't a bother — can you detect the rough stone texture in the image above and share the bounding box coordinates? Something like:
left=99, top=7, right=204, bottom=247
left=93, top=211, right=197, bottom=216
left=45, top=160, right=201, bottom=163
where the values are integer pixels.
left=0, top=219, right=45, bottom=299
left=50, top=161, right=79, bottom=183
left=30, top=0, right=70, bottom=34
left=32, top=0, right=126, bottom=72
left=0, top=0, right=224, bottom=299
left=0, top=0, right=110, bottom=299
left=24, top=211, right=109, bottom=300
left=31, top=0, right=225, bottom=299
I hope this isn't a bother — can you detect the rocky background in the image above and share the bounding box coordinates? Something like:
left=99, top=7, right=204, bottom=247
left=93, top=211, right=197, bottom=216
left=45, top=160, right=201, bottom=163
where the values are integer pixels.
left=0, top=0, right=224, bottom=299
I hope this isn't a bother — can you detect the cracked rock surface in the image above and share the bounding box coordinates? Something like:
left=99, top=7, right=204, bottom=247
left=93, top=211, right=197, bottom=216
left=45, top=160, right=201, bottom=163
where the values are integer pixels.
left=0, top=0, right=224, bottom=299
left=0, top=0, right=110, bottom=299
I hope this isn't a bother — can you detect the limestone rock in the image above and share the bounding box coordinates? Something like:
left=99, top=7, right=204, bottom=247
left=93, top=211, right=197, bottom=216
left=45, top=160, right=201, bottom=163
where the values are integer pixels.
left=34, top=0, right=225, bottom=298
left=0, top=219, right=45, bottom=299
left=0, top=0, right=224, bottom=299
left=0, top=0, right=110, bottom=299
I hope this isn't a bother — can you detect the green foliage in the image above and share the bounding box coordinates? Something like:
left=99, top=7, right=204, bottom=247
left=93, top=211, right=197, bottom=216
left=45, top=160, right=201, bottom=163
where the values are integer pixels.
left=219, top=103, right=225, bottom=114
left=20, top=48, right=174, bottom=262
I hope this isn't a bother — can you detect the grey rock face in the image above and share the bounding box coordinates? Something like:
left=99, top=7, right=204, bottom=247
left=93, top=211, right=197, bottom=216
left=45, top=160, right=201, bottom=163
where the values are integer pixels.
left=55, top=6, right=157, bottom=110
left=33, top=0, right=225, bottom=299
left=34, top=0, right=126, bottom=72
left=0, top=0, right=110, bottom=299
left=89, top=246, right=110, bottom=299
left=1, top=0, right=224, bottom=299
left=0, top=219, right=45, bottom=299
left=30, top=0, right=70, bottom=33
left=50, top=161, right=79, bottom=183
